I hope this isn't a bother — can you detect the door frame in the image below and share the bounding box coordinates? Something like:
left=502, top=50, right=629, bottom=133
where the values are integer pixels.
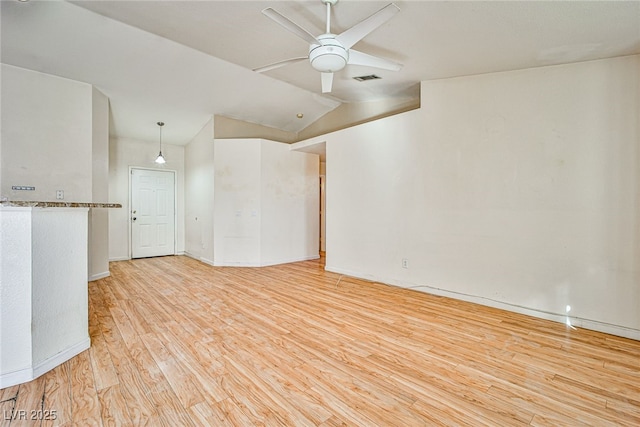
left=128, top=167, right=178, bottom=259
left=319, top=174, right=326, bottom=252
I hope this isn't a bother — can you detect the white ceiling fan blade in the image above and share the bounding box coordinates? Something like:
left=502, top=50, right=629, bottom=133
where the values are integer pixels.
left=321, top=72, right=334, bottom=93
left=336, top=3, right=399, bottom=49
left=347, top=49, right=403, bottom=71
left=253, top=57, right=308, bottom=73
left=262, top=8, right=318, bottom=45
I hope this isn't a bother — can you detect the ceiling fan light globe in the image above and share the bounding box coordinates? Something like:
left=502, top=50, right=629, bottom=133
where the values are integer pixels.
left=309, top=35, right=348, bottom=73
left=310, top=52, right=347, bottom=73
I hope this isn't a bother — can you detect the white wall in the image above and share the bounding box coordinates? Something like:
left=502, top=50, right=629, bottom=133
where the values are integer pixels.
left=31, top=209, right=89, bottom=367
left=213, top=138, right=319, bottom=266
left=0, top=208, right=33, bottom=379
left=185, top=118, right=215, bottom=264
left=1, top=65, right=111, bottom=280
left=0, top=65, right=93, bottom=201
left=0, top=66, right=3, bottom=195
left=213, top=139, right=262, bottom=265
left=89, top=87, right=110, bottom=280
left=261, top=140, right=319, bottom=265
left=303, top=55, right=640, bottom=339
left=1, top=207, right=90, bottom=388
left=108, top=137, right=185, bottom=260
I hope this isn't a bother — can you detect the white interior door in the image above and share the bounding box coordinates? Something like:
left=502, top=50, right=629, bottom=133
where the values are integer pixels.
left=131, top=168, right=175, bottom=258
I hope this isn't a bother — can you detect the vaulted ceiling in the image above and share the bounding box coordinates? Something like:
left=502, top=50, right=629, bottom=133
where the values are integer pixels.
left=2, top=0, right=639, bottom=145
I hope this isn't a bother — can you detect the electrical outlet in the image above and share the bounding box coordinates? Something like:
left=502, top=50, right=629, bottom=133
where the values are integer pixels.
left=402, top=258, right=409, bottom=269
left=56, top=190, right=64, bottom=200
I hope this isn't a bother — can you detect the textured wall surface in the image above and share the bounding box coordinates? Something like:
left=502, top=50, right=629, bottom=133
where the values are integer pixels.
left=0, top=207, right=90, bottom=387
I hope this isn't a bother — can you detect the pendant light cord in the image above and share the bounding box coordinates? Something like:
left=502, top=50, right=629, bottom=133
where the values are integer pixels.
left=158, top=121, right=164, bottom=155
left=155, top=121, right=166, bottom=164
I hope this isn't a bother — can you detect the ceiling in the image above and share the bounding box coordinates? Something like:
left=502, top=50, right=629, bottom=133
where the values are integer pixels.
left=2, top=0, right=639, bottom=146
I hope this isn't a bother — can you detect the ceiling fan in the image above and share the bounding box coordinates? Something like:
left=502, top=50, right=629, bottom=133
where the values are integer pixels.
left=254, top=0, right=403, bottom=94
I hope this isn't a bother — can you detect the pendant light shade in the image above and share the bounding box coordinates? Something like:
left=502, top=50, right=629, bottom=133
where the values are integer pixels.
left=155, top=121, right=166, bottom=164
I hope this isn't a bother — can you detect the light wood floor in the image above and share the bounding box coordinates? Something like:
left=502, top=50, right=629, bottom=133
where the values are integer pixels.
left=1, top=255, right=639, bottom=426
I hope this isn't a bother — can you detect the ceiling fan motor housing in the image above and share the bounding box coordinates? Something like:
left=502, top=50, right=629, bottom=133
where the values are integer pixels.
left=309, top=34, right=348, bottom=73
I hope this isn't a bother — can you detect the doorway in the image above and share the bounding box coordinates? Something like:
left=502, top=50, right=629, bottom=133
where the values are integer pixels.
left=320, top=174, right=326, bottom=252
left=130, top=168, right=176, bottom=258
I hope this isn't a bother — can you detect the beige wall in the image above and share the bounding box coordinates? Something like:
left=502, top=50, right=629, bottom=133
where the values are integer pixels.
left=214, top=94, right=420, bottom=144
left=214, top=115, right=297, bottom=143
left=297, top=96, right=420, bottom=141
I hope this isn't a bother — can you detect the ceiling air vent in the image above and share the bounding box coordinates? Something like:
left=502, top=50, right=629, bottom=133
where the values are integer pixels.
left=353, top=74, right=381, bottom=82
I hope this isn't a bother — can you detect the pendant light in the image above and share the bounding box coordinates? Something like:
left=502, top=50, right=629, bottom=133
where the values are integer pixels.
left=155, top=121, right=166, bottom=164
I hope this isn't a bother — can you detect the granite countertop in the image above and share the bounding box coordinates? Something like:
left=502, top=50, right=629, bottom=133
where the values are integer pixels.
left=1, top=201, right=122, bottom=208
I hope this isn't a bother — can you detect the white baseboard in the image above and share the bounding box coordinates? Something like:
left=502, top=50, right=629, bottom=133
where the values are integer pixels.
left=217, top=261, right=263, bottom=267
left=33, top=337, right=91, bottom=379
left=0, top=367, right=33, bottom=389
left=89, top=271, right=110, bottom=282
left=259, top=254, right=320, bottom=267
left=184, top=252, right=215, bottom=267
left=193, top=254, right=320, bottom=268
left=220, top=254, right=320, bottom=267
left=0, top=337, right=90, bottom=388
left=325, top=265, right=640, bottom=341
left=110, top=252, right=184, bottom=262
left=200, top=257, right=215, bottom=267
